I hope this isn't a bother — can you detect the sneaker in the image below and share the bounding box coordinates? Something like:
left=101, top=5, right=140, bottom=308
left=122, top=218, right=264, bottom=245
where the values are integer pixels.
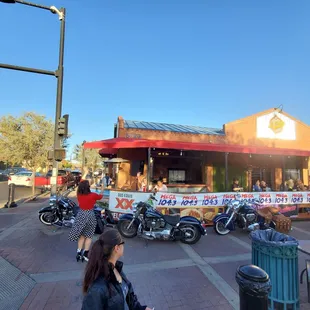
left=81, top=250, right=89, bottom=262
left=76, top=252, right=82, bottom=262
left=81, top=255, right=89, bottom=262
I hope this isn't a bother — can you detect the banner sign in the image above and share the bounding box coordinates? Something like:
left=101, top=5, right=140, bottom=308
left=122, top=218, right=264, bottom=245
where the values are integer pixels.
left=109, top=191, right=310, bottom=212
left=108, top=191, right=309, bottom=222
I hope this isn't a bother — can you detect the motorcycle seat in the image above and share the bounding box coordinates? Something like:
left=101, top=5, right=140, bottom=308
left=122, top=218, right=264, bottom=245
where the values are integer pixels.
left=163, top=215, right=180, bottom=226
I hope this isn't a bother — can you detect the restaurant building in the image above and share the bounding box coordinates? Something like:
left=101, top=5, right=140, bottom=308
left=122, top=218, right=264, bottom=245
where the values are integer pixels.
left=85, top=108, right=310, bottom=195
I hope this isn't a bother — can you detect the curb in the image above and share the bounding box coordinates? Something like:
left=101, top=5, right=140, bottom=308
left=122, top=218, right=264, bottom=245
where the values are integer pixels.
left=1, top=191, right=50, bottom=209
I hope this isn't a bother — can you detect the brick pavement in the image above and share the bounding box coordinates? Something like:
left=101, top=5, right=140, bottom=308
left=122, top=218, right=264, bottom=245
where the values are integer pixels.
left=1, top=198, right=310, bottom=309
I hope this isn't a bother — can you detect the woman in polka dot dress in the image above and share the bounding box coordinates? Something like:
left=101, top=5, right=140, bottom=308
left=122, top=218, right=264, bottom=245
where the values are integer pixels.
left=68, top=179, right=103, bottom=262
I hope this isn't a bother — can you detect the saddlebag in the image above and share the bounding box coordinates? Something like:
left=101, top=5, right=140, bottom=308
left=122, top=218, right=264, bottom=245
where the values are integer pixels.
left=272, top=214, right=292, bottom=234
left=257, top=207, right=273, bottom=224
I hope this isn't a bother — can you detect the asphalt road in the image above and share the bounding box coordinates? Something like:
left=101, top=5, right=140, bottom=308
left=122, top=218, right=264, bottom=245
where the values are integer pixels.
left=0, top=182, right=41, bottom=208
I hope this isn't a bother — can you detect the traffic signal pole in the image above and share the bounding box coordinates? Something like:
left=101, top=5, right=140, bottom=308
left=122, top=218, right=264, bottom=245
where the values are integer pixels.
left=0, top=0, right=67, bottom=197
left=50, top=7, right=66, bottom=196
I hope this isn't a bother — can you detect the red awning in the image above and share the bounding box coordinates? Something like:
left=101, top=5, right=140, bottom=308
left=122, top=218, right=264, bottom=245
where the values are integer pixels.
left=83, top=138, right=310, bottom=157
left=98, top=148, right=118, bottom=156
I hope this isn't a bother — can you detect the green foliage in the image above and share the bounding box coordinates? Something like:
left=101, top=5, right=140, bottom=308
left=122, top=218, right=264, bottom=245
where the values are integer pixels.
left=61, top=160, right=73, bottom=169
left=0, top=112, right=54, bottom=170
left=73, top=143, right=103, bottom=171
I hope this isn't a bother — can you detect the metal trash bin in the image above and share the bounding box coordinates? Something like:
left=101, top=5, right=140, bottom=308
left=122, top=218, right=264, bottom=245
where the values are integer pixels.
left=250, top=229, right=299, bottom=310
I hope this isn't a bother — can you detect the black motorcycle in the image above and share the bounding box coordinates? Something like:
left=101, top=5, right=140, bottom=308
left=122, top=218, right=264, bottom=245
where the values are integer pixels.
left=38, top=195, right=114, bottom=234
left=213, top=195, right=275, bottom=235
left=117, top=194, right=207, bottom=244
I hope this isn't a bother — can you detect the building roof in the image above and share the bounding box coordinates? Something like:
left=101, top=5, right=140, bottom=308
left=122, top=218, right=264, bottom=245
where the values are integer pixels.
left=124, top=119, right=225, bottom=136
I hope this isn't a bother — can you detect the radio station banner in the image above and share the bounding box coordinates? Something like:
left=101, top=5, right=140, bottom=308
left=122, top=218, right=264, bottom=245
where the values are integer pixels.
left=109, top=191, right=310, bottom=212
left=107, top=190, right=310, bottom=222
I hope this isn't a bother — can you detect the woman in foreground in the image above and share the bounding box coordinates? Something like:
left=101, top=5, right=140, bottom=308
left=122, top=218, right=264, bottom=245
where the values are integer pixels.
left=82, top=229, right=153, bottom=310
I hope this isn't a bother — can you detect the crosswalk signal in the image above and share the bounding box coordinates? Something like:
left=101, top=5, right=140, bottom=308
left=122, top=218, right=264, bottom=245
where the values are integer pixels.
left=57, top=114, right=69, bottom=137
left=54, top=148, right=66, bottom=162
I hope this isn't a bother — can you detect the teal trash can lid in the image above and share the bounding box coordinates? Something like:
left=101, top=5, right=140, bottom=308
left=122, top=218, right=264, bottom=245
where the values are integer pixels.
left=238, top=265, right=269, bottom=283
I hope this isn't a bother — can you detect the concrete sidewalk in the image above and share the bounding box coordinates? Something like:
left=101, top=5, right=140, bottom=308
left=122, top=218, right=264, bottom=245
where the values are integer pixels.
left=0, top=197, right=310, bottom=309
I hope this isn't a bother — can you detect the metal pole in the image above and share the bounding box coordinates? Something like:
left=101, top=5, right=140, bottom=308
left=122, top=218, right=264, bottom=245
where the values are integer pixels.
left=0, top=63, right=55, bottom=76
left=0, top=0, right=66, bottom=196
left=147, top=147, right=151, bottom=190
left=225, top=152, right=229, bottom=191
left=4, top=183, right=17, bottom=208
left=81, top=141, right=86, bottom=172
left=51, top=7, right=66, bottom=196
left=15, top=0, right=52, bottom=10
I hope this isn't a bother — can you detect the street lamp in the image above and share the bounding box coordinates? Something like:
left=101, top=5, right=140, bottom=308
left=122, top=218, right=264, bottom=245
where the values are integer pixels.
left=0, top=0, right=66, bottom=196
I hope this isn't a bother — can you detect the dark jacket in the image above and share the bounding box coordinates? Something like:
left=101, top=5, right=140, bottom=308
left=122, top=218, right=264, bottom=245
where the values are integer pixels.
left=81, top=261, right=147, bottom=310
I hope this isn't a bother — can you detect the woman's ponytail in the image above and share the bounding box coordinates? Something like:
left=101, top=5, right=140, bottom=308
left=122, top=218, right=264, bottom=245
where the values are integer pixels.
left=83, top=229, right=122, bottom=294
left=83, top=239, right=110, bottom=294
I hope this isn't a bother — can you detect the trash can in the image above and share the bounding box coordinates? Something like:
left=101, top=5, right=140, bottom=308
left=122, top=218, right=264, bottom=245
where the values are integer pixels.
left=250, top=229, right=299, bottom=310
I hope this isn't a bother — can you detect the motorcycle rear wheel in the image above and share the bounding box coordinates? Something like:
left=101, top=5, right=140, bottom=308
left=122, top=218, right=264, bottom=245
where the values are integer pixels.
left=117, top=220, right=138, bottom=238
left=39, top=212, right=59, bottom=226
left=180, top=225, right=201, bottom=244
left=214, top=219, right=230, bottom=235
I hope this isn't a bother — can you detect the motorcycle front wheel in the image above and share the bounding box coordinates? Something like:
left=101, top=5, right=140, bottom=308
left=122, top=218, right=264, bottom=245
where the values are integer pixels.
left=117, top=219, right=138, bottom=238
left=180, top=225, right=201, bottom=244
left=214, top=219, right=230, bottom=235
left=39, top=212, right=59, bottom=226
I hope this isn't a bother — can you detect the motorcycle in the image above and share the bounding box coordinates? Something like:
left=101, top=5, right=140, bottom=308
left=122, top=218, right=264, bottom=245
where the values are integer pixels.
left=38, top=194, right=115, bottom=234
left=117, top=193, right=207, bottom=244
left=213, top=194, right=275, bottom=235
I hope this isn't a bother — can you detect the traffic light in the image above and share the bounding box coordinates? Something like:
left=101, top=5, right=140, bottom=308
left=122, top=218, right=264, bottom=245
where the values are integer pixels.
left=57, top=114, right=69, bottom=137
left=47, top=150, right=54, bottom=161
left=54, top=148, right=66, bottom=161
left=47, top=149, right=66, bottom=161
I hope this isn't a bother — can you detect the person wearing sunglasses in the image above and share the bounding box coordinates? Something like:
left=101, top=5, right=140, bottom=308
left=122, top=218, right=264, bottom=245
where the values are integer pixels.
left=82, top=228, right=154, bottom=310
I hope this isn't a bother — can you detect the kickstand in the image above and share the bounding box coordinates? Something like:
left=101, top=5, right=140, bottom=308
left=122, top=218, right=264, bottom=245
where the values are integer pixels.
left=144, top=238, right=149, bottom=248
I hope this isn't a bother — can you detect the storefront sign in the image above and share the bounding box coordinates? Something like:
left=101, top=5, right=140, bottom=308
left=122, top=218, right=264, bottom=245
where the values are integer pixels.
left=256, top=112, right=296, bottom=140
left=125, top=133, right=142, bottom=139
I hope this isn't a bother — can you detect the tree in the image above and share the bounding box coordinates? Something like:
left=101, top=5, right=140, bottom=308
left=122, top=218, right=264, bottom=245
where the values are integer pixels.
left=0, top=112, right=54, bottom=194
left=73, top=143, right=103, bottom=172
left=61, top=160, right=73, bottom=169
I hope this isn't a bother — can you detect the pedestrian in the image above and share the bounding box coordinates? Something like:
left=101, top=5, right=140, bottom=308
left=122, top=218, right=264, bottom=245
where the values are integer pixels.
left=82, top=229, right=153, bottom=310
left=102, top=173, right=112, bottom=188
left=139, top=178, right=147, bottom=192
left=68, top=180, right=103, bottom=262
left=155, top=178, right=168, bottom=192
left=231, top=178, right=243, bottom=192
left=253, top=180, right=262, bottom=192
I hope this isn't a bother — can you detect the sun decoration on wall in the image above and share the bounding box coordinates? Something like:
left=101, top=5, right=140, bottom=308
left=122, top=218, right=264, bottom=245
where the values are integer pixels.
left=268, top=113, right=285, bottom=134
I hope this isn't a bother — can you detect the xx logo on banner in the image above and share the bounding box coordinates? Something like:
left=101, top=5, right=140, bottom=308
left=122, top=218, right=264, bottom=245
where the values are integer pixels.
left=115, top=198, right=134, bottom=210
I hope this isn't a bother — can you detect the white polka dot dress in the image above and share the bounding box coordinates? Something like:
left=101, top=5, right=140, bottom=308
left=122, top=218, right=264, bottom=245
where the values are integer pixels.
left=68, top=209, right=97, bottom=241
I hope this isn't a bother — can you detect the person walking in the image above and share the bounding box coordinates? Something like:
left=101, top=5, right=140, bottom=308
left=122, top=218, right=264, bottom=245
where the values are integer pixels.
left=82, top=229, right=153, bottom=310
left=68, top=180, right=103, bottom=262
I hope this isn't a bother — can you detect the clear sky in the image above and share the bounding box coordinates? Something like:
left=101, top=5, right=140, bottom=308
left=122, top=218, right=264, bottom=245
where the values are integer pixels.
left=1, top=0, right=310, bottom=156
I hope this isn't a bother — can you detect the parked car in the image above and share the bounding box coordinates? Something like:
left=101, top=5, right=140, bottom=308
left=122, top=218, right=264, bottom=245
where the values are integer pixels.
left=8, top=171, right=44, bottom=187
left=1, top=167, right=28, bottom=176
left=93, top=169, right=103, bottom=177
left=65, top=170, right=76, bottom=189
left=45, top=169, right=75, bottom=189
left=70, top=170, right=82, bottom=186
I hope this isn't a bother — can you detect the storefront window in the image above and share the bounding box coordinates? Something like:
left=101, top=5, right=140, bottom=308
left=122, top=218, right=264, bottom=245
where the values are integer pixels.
left=284, top=169, right=300, bottom=181
left=168, top=170, right=186, bottom=183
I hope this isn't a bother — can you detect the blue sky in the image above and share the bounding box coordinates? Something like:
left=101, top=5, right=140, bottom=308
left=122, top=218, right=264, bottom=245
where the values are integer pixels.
left=1, top=0, right=310, bottom=156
